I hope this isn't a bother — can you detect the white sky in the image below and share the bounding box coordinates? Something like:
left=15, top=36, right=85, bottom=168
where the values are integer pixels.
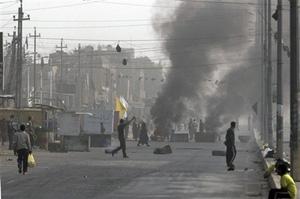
left=0, top=0, right=176, bottom=60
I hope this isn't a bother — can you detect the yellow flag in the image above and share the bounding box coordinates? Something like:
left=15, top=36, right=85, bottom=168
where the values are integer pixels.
left=115, top=97, right=127, bottom=119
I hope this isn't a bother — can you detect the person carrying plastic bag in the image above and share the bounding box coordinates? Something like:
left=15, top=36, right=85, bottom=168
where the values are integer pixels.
left=28, top=153, right=36, bottom=168
left=12, top=124, right=32, bottom=175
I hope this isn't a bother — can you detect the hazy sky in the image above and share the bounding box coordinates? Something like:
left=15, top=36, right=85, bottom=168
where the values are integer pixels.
left=1, top=0, right=176, bottom=59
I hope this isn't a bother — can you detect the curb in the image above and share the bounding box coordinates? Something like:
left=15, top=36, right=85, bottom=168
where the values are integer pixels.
left=253, top=132, right=281, bottom=189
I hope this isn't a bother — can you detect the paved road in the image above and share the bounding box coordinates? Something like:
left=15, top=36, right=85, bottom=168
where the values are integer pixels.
left=1, top=139, right=268, bottom=199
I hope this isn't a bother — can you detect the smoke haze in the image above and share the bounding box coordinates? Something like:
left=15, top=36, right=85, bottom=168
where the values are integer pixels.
left=151, top=1, right=260, bottom=132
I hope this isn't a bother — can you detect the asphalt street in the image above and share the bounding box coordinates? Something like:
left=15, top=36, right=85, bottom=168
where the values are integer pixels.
left=1, top=139, right=268, bottom=199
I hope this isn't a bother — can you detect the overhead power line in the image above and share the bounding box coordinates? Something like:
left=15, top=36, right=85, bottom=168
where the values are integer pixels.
left=0, top=0, right=284, bottom=16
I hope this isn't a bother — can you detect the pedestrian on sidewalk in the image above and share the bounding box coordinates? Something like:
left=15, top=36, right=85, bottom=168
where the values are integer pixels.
left=137, top=121, right=150, bottom=147
left=111, top=117, right=136, bottom=158
left=0, top=118, right=7, bottom=146
left=26, top=116, right=35, bottom=148
left=12, top=124, right=32, bottom=175
left=100, top=122, right=106, bottom=134
left=224, top=121, right=236, bottom=171
left=132, top=120, right=139, bottom=141
left=7, top=115, right=16, bottom=150
left=268, top=163, right=297, bottom=199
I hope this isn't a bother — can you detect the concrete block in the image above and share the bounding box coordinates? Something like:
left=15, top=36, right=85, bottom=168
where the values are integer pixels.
left=90, top=134, right=111, bottom=147
left=212, top=150, right=226, bottom=156
left=195, top=132, right=216, bottom=142
left=170, top=133, right=189, bottom=142
left=63, top=135, right=90, bottom=152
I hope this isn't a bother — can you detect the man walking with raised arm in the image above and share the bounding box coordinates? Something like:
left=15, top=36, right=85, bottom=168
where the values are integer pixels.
left=111, top=117, right=136, bottom=158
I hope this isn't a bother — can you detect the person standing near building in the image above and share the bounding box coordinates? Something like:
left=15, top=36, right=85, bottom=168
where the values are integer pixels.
left=224, top=121, right=236, bottom=171
left=132, top=120, right=139, bottom=141
left=7, top=115, right=16, bottom=150
left=12, top=124, right=32, bottom=175
left=27, top=116, right=35, bottom=148
left=100, top=122, right=106, bottom=134
left=137, top=121, right=150, bottom=146
left=188, top=118, right=193, bottom=140
left=0, top=118, right=7, bottom=146
left=111, top=117, right=135, bottom=158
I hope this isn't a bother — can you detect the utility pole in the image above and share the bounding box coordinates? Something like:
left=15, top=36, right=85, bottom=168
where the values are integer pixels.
left=13, top=0, right=30, bottom=108
left=77, top=43, right=81, bottom=110
left=263, top=0, right=268, bottom=143
left=29, top=27, right=40, bottom=105
left=0, top=32, right=3, bottom=94
left=290, top=0, right=300, bottom=180
left=56, top=38, right=67, bottom=82
left=261, top=0, right=266, bottom=142
left=267, top=0, right=273, bottom=148
left=276, top=0, right=283, bottom=158
left=7, top=30, right=17, bottom=96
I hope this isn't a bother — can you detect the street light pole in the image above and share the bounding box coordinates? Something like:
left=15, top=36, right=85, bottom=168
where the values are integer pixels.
left=290, top=0, right=300, bottom=180
left=276, top=0, right=283, bottom=159
left=267, top=0, right=273, bottom=148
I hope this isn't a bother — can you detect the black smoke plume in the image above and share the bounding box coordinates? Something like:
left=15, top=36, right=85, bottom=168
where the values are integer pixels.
left=151, top=1, right=259, bottom=132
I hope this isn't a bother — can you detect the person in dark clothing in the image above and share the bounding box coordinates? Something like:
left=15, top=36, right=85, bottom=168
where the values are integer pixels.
left=0, top=118, right=7, bottom=146
left=224, top=121, right=236, bottom=171
left=12, top=124, right=32, bottom=175
left=199, top=119, right=204, bottom=133
left=132, top=121, right=139, bottom=141
left=137, top=122, right=150, bottom=146
left=8, top=115, right=16, bottom=150
left=100, top=122, right=106, bottom=134
left=124, top=118, right=129, bottom=139
left=112, top=117, right=135, bottom=158
left=27, top=116, right=35, bottom=148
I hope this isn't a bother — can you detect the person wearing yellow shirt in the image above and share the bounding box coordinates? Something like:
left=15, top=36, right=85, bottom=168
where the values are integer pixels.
left=264, top=158, right=290, bottom=178
left=268, top=163, right=297, bottom=199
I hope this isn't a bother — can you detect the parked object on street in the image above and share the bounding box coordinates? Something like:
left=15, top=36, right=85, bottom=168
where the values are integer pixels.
left=212, top=150, right=226, bottom=156
left=238, top=135, right=251, bottom=143
left=153, top=145, right=172, bottom=154
left=195, top=132, right=217, bottom=143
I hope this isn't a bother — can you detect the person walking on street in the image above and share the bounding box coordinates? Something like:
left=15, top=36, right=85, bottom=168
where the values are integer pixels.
left=111, top=117, right=135, bottom=158
left=137, top=121, right=150, bottom=146
left=7, top=115, right=16, bottom=150
left=224, top=121, right=236, bottom=171
left=12, top=124, right=32, bottom=175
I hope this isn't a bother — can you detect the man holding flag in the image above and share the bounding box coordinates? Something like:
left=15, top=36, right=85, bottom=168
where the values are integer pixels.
left=111, top=117, right=136, bottom=158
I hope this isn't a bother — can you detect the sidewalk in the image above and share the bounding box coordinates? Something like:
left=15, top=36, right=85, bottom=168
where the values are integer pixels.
left=254, top=130, right=300, bottom=199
